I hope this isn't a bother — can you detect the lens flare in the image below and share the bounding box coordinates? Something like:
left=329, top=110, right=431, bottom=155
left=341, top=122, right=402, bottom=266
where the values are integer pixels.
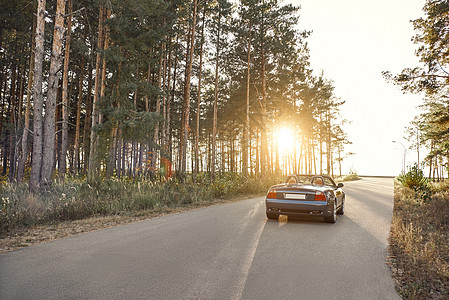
left=277, top=127, right=295, bottom=153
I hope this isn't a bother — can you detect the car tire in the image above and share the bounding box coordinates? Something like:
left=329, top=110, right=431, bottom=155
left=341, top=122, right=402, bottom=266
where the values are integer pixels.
left=266, top=212, right=278, bottom=220
left=324, top=201, right=336, bottom=223
left=337, top=197, right=345, bottom=215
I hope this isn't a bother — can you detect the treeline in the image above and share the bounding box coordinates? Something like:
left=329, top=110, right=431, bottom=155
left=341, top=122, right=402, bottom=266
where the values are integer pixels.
left=0, top=0, right=350, bottom=190
left=384, top=0, right=449, bottom=180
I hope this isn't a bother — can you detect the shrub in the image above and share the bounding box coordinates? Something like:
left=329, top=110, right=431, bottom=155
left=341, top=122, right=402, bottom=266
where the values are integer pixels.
left=339, top=169, right=360, bottom=182
left=397, top=164, right=431, bottom=203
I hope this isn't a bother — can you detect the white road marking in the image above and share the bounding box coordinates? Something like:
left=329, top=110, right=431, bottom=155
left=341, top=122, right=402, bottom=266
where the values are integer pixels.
left=185, top=197, right=266, bottom=300
left=230, top=218, right=266, bottom=300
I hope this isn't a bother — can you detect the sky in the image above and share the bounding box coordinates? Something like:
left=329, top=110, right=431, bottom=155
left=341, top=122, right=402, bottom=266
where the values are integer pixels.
left=286, top=0, right=426, bottom=176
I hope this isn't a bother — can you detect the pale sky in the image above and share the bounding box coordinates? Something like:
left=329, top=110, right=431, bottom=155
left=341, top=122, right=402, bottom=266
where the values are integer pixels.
left=287, top=0, right=426, bottom=176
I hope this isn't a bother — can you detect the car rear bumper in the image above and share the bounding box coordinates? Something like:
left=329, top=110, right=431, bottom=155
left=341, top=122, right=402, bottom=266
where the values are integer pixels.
left=266, top=198, right=333, bottom=217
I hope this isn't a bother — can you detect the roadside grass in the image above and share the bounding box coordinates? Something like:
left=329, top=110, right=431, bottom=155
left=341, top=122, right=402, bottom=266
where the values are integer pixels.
left=0, top=173, right=281, bottom=238
left=334, top=173, right=361, bottom=182
left=389, top=180, right=449, bottom=299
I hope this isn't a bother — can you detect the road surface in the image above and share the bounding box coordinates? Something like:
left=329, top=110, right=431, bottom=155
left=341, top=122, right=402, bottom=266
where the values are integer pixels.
left=0, top=177, right=399, bottom=299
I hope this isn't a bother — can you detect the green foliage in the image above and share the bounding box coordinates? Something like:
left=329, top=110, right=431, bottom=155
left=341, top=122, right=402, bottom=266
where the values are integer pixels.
left=384, top=1, right=449, bottom=180
left=210, top=172, right=281, bottom=197
left=397, top=164, right=431, bottom=203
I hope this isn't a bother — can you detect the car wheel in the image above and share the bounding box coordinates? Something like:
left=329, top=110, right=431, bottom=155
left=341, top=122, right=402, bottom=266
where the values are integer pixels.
left=337, top=197, right=345, bottom=215
left=324, top=201, right=336, bottom=223
left=266, top=211, right=278, bottom=220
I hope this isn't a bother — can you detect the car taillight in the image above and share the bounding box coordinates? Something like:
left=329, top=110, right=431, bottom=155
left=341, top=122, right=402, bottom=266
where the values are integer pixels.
left=314, top=191, right=326, bottom=201
left=267, top=189, right=277, bottom=198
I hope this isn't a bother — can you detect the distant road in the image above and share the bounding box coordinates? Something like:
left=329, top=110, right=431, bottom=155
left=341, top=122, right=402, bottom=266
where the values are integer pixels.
left=0, top=177, right=399, bottom=299
left=359, top=175, right=396, bottom=178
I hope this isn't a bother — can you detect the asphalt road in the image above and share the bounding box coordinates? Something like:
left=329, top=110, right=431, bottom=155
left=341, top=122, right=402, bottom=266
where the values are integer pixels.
left=0, top=177, right=399, bottom=299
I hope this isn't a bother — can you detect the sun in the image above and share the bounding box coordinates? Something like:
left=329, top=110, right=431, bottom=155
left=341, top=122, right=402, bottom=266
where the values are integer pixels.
left=276, top=127, right=295, bottom=153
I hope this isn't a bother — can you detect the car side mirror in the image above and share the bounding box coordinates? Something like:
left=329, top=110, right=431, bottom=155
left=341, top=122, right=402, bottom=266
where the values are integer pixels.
left=337, top=183, right=344, bottom=188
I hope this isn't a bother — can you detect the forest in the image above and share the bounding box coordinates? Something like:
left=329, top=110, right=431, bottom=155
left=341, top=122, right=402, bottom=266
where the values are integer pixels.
left=0, top=0, right=350, bottom=191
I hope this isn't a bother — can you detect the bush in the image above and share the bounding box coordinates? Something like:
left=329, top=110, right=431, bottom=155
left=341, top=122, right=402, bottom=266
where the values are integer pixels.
left=397, top=164, right=431, bottom=203
left=339, top=169, right=360, bottom=182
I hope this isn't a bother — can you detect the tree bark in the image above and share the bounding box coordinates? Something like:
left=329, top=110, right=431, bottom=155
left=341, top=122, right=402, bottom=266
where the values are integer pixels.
left=259, top=4, right=268, bottom=175
left=29, top=0, right=47, bottom=190
left=194, top=7, right=206, bottom=181
left=40, top=0, right=66, bottom=185
left=8, top=59, right=17, bottom=182
left=152, top=44, right=164, bottom=171
left=106, top=57, right=121, bottom=178
left=211, top=5, right=220, bottom=181
left=59, top=0, right=72, bottom=180
left=88, top=5, right=106, bottom=178
left=243, top=20, right=251, bottom=176
left=181, top=0, right=198, bottom=178
left=83, top=58, right=93, bottom=174
left=73, top=46, right=85, bottom=174
left=18, top=17, right=36, bottom=183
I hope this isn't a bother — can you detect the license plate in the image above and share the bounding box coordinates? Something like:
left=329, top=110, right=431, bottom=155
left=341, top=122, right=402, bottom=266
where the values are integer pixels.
left=285, top=193, right=306, bottom=200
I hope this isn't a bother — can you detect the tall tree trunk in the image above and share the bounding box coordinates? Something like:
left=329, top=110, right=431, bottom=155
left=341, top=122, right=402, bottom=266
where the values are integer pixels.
left=255, top=129, right=259, bottom=175
left=99, top=8, right=110, bottom=125
left=293, top=100, right=297, bottom=174
left=165, top=38, right=172, bottom=152
left=144, top=48, right=152, bottom=113
left=29, top=0, right=47, bottom=190
left=161, top=39, right=170, bottom=179
left=54, top=81, right=63, bottom=172
left=40, top=0, right=66, bottom=185
left=121, top=140, right=126, bottom=177
left=8, top=60, right=17, bottom=182
left=194, top=7, right=206, bottom=181
left=117, top=129, right=122, bottom=177
left=259, top=4, right=268, bottom=175
left=211, top=5, right=220, bottom=181
left=428, top=140, right=433, bottom=178
left=168, top=35, right=178, bottom=175
left=59, top=0, right=72, bottom=180
left=319, top=117, right=323, bottom=174
left=14, top=67, right=25, bottom=178
left=18, top=17, right=36, bottom=182
left=88, top=5, right=106, bottom=178
left=243, top=20, right=251, bottom=176
left=338, top=149, right=342, bottom=177
left=83, top=58, right=93, bottom=174
left=161, top=45, right=167, bottom=154
left=152, top=44, right=164, bottom=171
left=106, top=58, right=121, bottom=178
left=181, top=0, right=198, bottom=178
left=73, top=48, right=85, bottom=174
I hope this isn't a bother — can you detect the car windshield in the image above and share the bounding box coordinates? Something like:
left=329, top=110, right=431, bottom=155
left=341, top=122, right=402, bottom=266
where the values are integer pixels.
left=294, top=175, right=314, bottom=184
left=286, top=175, right=336, bottom=187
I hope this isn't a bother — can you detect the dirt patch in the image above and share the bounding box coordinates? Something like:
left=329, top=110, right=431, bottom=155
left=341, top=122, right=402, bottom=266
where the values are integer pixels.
left=1, top=195, right=261, bottom=254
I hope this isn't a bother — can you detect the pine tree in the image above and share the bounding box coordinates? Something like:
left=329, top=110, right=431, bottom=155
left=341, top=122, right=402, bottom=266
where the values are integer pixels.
left=29, top=0, right=47, bottom=190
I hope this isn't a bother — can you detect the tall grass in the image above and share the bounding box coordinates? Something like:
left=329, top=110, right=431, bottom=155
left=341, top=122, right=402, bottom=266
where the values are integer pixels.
left=389, top=180, right=449, bottom=299
left=0, top=173, right=281, bottom=236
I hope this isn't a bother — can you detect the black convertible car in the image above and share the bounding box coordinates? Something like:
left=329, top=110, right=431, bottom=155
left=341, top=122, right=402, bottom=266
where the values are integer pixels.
left=265, top=174, right=345, bottom=223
